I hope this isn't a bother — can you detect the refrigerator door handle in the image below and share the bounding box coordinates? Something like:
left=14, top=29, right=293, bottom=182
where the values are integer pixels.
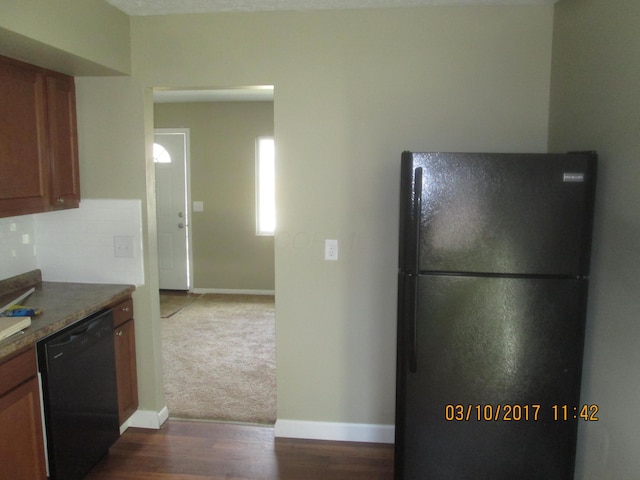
left=409, top=274, right=418, bottom=373
left=409, top=167, right=423, bottom=373
left=412, top=167, right=423, bottom=274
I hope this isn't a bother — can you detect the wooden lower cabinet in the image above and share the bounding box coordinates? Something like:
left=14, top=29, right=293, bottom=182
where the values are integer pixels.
left=0, top=349, right=47, bottom=480
left=0, top=295, right=139, bottom=478
left=112, top=297, right=139, bottom=424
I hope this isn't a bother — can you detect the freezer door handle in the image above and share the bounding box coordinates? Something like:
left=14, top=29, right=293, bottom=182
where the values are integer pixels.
left=411, top=167, right=423, bottom=274
left=409, top=168, right=422, bottom=373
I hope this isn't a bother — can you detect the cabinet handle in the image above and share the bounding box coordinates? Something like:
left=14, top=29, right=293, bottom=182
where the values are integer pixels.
left=116, top=330, right=123, bottom=336
left=56, top=198, right=65, bottom=204
left=122, top=306, right=130, bottom=312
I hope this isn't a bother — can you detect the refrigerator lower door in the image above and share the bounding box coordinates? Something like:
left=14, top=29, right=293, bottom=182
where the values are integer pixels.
left=396, top=275, right=588, bottom=480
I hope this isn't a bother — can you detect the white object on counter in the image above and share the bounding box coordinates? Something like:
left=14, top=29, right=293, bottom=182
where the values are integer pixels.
left=0, top=316, right=31, bottom=342
left=0, top=287, right=35, bottom=315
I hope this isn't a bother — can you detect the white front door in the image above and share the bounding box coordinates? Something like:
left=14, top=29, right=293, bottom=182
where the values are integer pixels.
left=154, top=129, right=190, bottom=290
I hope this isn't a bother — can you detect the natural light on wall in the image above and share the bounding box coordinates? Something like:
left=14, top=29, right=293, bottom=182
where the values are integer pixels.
left=256, top=137, right=275, bottom=235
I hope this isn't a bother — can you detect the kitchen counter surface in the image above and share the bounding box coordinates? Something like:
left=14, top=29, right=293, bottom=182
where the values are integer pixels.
left=0, top=270, right=135, bottom=360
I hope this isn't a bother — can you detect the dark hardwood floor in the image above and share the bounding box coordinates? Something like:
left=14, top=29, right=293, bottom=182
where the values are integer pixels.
left=86, top=420, right=394, bottom=480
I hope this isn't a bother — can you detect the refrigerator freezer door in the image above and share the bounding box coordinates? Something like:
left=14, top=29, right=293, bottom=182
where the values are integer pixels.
left=395, top=274, right=588, bottom=480
left=399, top=152, right=597, bottom=276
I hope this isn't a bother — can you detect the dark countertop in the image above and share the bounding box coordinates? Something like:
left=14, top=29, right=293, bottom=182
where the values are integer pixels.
left=0, top=270, right=135, bottom=360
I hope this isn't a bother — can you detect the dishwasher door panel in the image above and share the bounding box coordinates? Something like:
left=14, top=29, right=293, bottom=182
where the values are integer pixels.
left=38, top=309, right=119, bottom=480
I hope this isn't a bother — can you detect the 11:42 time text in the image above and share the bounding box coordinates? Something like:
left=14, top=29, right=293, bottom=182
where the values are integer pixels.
left=552, top=404, right=599, bottom=421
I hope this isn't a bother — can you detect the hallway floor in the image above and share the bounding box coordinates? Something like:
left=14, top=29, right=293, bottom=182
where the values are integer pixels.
left=86, top=420, right=394, bottom=480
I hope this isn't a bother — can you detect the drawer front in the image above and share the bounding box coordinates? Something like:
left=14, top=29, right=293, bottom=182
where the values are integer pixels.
left=0, top=348, right=37, bottom=397
left=112, top=297, right=134, bottom=328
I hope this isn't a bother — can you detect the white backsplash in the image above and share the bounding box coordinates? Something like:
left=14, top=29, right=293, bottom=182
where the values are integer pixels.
left=0, top=215, right=38, bottom=280
left=34, top=199, right=145, bottom=286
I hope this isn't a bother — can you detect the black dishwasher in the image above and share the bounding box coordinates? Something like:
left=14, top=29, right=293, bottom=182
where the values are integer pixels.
left=37, top=308, right=120, bottom=480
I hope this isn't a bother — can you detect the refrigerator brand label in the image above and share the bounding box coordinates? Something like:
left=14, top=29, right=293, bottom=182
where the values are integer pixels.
left=563, top=172, right=585, bottom=183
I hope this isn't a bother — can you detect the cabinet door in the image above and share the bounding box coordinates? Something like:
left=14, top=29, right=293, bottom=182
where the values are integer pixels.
left=45, top=73, right=80, bottom=209
left=0, top=58, right=49, bottom=216
left=113, top=297, right=134, bottom=328
left=115, top=319, right=139, bottom=423
left=0, top=351, right=47, bottom=480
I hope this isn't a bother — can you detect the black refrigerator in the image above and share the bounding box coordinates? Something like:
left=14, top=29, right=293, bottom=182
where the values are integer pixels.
left=395, top=151, right=597, bottom=480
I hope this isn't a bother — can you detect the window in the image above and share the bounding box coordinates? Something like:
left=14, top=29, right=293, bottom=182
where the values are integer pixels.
left=256, top=137, right=275, bottom=235
left=153, top=143, right=171, bottom=163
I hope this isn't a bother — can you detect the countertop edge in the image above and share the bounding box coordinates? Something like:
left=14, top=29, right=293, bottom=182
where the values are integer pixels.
left=0, top=281, right=135, bottom=362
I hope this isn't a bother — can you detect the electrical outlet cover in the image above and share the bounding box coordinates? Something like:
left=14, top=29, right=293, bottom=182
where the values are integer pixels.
left=325, top=239, right=338, bottom=261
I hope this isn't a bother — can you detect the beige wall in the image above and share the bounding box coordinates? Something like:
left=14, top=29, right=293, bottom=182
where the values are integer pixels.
left=549, top=0, right=640, bottom=477
left=0, top=0, right=130, bottom=75
left=0, top=4, right=557, bottom=428
left=133, top=6, right=554, bottom=425
left=74, top=76, right=165, bottom=414
left=155, top=102, right=275, bottom=291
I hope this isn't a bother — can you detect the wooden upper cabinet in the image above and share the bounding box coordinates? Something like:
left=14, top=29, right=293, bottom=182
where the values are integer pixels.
left=46, top=73, right=80, bottom=210
left=0, top=57, right=49, bottom=217
left=0, top=55, right=80, bottom=218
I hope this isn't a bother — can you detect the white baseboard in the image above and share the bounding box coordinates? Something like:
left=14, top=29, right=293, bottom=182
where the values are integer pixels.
left=192, top=288, right=275, bottom=295
left=274, top=419, right=395, bottom=444
left=120, top=411, right=394, bottom=444
left=122, top=406, right=169, bottom=431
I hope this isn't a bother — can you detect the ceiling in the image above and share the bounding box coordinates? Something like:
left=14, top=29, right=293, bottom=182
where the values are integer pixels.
left=106, top=0, right=557, bottom=16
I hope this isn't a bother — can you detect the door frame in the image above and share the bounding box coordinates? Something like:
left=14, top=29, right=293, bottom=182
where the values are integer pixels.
left=154, top=127, right=194, bottom=291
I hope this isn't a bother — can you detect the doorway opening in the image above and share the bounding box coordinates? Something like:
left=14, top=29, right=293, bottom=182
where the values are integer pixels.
left=153, top=86, right=276, bottom=425
left=154, top=128, right=192, bottom=291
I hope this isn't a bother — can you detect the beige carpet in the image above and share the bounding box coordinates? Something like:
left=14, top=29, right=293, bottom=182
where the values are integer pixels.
left=161, top=294, right=276, bottom=425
